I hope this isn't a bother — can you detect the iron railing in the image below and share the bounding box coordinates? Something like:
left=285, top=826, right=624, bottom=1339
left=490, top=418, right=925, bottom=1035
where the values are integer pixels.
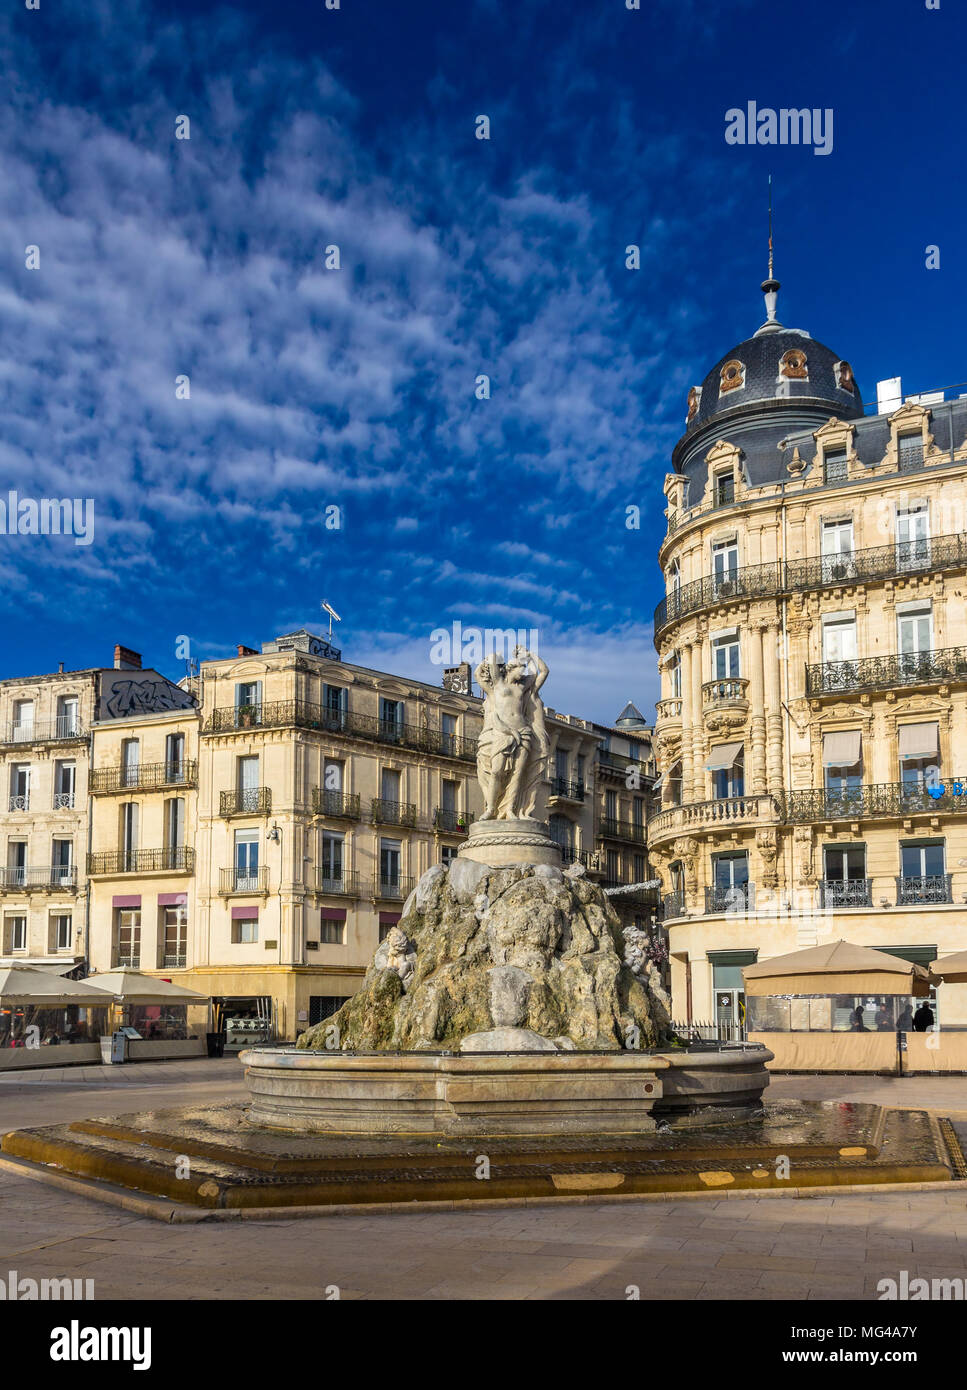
left=806, top=647, right=967, bottom=697
left=0, top=717, right=86, bottom=747
left=88, top=847, right=194, bottom=875
left=0, top=866, right=77, bottom=891
left=654, top=533, right=967, bottom=637
left=113, top=954, right=141, bottom=969
left=818, top=878, right=873, bottom=908
left=371, top=798, right=417, bottom=827
left=558, top=846, right=600, bottom=870
left=52, top=792, right=75, bottom=809
left=219, top=867, right=268, bottom=895
left=672, top=1018, right=747, bottom=1044
left=375, top=875, right=415, bottom=901
left=433, top=808, right=473, bottom=833
left=204, top=700, right=477, bottom=761
left=311, top=789, right=361, bottom=819
left=602, top=880, right=661, bottom=909
left=548, top=777, right=585, bottom=801
left=663, top=891, right=687, bottom=919
left=7, top=795, right=29, bottom=812
left=161, top=953, right=187, bottom=968
left=220, top=787, right=272, bottom=816
left=91, top=761, right=197, bottom=793
left=314, top=870, right=360, bottom=897
left=783, top=780, right=967, bottom=823
left=896, top=873, right=952, bottom=905
left=600, top=817, right=647, bottom=844
left=597, top=749, right=648, bottom=775
left=705, top=882, right=754, bottom=914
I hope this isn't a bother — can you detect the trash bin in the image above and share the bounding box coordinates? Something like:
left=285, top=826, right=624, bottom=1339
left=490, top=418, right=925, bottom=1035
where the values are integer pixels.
left=206, top=1031, right=226, bottom=1058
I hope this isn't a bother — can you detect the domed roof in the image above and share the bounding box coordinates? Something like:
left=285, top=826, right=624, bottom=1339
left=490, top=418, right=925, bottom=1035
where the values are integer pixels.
left=614, top=701, right=648, bottom=730
left=683, top=279, right=863, bottom=435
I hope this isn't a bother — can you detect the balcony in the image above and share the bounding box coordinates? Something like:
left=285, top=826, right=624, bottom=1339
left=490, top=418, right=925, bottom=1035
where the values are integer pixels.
left=203, top=700, right=477, bottom=762
left=371, top=798, right=417, bottom=828
left=548, top=778, right=585, bottom=803
left=0, top=866, right=77, bottom=892
left=703, top=677, right=749, bottom=710
left=654, top=532, right=967, bottom=639
left=314, top=870, right=361, bottom=897
left=114, top=954, right=140, bottom=969
left=311, top=789, right=361, bottom=820
left=818, top=878, right=873, bottom=908
left=783, top=780, right=967, bottom=824
left=88, top=847, right=195, bottom=876
left=375, top=875, right=415, bottom=901
left=656, top=698, right=683, bottom=724
left=896, top=874, right=952, bottom=905
left=0, top=717, right=86, bottom=748
left=7, top=795, right=29, bottom=812
left=52, top=792, right=75, bottom=810
left=219, top=867, right=269, bottom=895
left=600, top=817, right=647, bottom=844
left=648, top=793, right=781, bottom=840
left=160, top=953, right=187, bottom=969
left=558, top=846, right=601, bottom=870
left=91, top=761, right=198, bottom=794
left=663, top=891, right=687, bottom=919
left=806, top=647, right=967, bottom=698
left=705, top=883, right=754, bottom=914
left=220, top=787, right=272, bottom=817
left=433, top=808, right=473, bottom=834
left=602, top=880, right=661, bottom=910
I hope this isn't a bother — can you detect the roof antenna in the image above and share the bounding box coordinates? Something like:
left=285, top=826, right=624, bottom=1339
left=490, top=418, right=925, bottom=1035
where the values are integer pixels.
left=757, top=174, right=782, bottom=335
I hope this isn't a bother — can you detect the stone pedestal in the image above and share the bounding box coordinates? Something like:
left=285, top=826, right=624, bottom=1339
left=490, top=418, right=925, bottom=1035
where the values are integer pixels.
left=458, top=817, right=561, bottom=868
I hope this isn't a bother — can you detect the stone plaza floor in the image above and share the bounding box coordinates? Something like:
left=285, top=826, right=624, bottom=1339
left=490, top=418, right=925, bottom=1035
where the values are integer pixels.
left=1, top=1058, right=967, bottom=1300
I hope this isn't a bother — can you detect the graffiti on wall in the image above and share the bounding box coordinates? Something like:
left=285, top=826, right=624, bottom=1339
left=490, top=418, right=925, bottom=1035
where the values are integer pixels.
left=99, top=672, right=196, bottom=721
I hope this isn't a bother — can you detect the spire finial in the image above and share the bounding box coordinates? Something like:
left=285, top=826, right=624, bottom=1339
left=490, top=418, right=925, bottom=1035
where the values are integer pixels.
left=756, top=174, right=782, bottom=334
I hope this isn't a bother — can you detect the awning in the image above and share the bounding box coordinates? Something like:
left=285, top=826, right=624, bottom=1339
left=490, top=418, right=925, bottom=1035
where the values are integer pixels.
left=84, top=969, right=210, bottom=1004
left=705, top=741, right=743, bottom=772
left=932, top=950, right=967, bottom=983
left=822, top=730, right=861, bottom=766
left=743, top=940, right=934, bottom=997
left=0, top=966, right=112, bottom=1007
left=898, top=721, right=938, bottom=760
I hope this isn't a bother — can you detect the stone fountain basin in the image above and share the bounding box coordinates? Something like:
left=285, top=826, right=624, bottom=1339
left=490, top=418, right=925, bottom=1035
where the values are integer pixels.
left=240, top=1044, right=773, bottom=1137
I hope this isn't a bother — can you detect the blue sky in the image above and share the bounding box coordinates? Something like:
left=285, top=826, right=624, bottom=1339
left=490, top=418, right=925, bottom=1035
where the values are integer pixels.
left=1, top=0, right=963, bottom=723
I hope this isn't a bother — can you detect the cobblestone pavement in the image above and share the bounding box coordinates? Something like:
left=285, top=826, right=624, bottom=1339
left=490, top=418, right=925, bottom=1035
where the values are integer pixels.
left=0, top=1064, right=965, bottom=1300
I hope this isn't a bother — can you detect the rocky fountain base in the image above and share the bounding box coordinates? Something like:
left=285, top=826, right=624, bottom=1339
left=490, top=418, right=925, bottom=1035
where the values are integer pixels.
left=242, top=855, right=773, bottom=1137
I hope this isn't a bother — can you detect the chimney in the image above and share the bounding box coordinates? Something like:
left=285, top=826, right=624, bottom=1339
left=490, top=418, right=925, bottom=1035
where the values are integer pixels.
left=237, top=644, right=258, bottom=657
left=113, top=644, right=142, bottom=670
left=876, top=376, right=902, bottom=415
left=57, top=662, right=64, bottom=674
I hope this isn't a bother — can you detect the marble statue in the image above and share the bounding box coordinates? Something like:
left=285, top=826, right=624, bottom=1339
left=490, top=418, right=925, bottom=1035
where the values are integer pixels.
left=373, top=925, right=417, bottom=993
left=474, top=647, right=550, bottom=820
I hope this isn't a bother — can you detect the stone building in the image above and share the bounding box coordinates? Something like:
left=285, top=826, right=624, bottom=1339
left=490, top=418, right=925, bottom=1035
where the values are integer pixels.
left=588, top=703, right=660, bottom=933
left=649, top=272, right=967, bottom=1030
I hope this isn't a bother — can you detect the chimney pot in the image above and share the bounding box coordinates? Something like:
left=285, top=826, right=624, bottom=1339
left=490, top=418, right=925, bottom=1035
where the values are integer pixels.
left=113, top=644, right=142, bottom=670
left=237, top=644, right=258, bottom=657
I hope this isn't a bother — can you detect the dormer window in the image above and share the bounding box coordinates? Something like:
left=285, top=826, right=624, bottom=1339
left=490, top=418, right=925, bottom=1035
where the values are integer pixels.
left=779, top=348, right=808, bottom=380
left=898, top=433, right=924, bottom=474
left=715, top=471, right=735, bottom=507
left=720, top=360, right=745, bottom=394
left=836, top=361, right=857, bottom=394
left=824, top=447, right=848, bottom=485
left=686, top=386, right=702, bottom=423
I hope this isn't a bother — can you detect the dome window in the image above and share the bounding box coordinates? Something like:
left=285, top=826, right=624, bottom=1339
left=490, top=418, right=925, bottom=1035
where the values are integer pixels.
left=836, top=361, right=858, bottom=394
left=720, top=359, right=745, bottom=394
left=686, top=385, right=702, bottom=422
left=780, top=348, right=808, bottom=380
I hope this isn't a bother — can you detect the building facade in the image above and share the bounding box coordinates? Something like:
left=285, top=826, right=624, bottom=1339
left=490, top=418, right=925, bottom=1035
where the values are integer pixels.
left=649, top=275, right=967, bottom=1031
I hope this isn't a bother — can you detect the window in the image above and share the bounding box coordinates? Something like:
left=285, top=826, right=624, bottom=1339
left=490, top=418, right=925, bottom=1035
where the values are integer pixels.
left=379, top=698, right=404, bottom=738
left=606, top=849, right=621, bottom=882
left=712, top=634, right=740, bottom=680
left=710, top=853, right=750, bottom=911
left=441, top=714, right=457, bottom=755
left=162, top=906, right=187, bottom=966
left=715, top=471, right=735, bottom=507
left=899, top=841, right=948, bottom=904
left=821, top=520, right=855, bottom=580
left=898, top=604, right=932, bottom=674
left=232, top=916, right=258, bottom=944
left=555, top=748, right=569, bottom=783
left=379, top=839, right=401, bottom=888
left=823, top=731, right=863, bottom=805
left=6, top=841, right=26, bottom=886
left=12, top=701, right=34, bottom=742
left=823, top=447, right=848, bottom=484
left=235, top=680, right=261, bottom=711
left=323, top=759, right=343, bottom=792
left=666, top=761, right=683, bottom=807
left=896, top=505, right=930, bottom=571
left=441, top=844, right=457, bottom=867
left=712, top=541, right=738, bottom=590
left=121, top=803, right=139, bottom=868
left=121, top=739, right=140, bottom=788
left=54, top=761, right=75, bottom=809
left=668, top=652, right=682, bottom=699
left=56, top=696, right=79, bottom=738
left=237, top=755, right=260, bottom=811
left=381, top=768, right=401, bottom=804
left=712, top=750, right=744, bottom=800
left=320, top=919, right=344, bottom=945
left=164, top=798, right=185, bottom=850
left=548, top=814, right=573, bottom=853
left=823, top=846, right=868, bottom=907
left=51, top=839, right=73, bottom=885
left=898, top=722, right=940, bottom=799
left=308, top=995, right=349, bottom=1024
left=165, top=732, right=185, bottom=781
left=9, top=764, right=29, bottom=812
left=323, top=685, right=347, bottom=728
left=576, top=754, right=586, bottom=789
left=605, top=789, right=618, bottom=820
left=234, top=830, right=259, bottom=890
left=633, top=853, right=647, bottom=882
left=319, top=832, right=344, bottom=887
left=898, top=432, right=924, bottom=473
left=632, top=797, right=645, bottom=828
left=53, top=914, right=73, bottom=952
left=116, top=909, right=141, bottom=966
left=441, top=779, right=458, bottom=813
left=7, top=916, right=27, bottom=952
left=822, top=614, right=857, bottom=664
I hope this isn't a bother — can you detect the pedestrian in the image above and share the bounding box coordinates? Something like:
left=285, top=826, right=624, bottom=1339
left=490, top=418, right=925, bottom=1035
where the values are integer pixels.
left=913, top=1002, right=935, bottom=1032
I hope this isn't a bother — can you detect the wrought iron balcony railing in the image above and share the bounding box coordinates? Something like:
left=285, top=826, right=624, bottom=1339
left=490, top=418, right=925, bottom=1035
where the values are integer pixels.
left=311, top=789, right=361, bottom=820
left=654, top=533, right=967, bottom=637
left=204, top=700, right=477, bottom=761
left=600, top=817, right=647, bottom=844
left=91, top=761, right=198, bottom=793
left=220, top=787, right=272, bottom=817
left=0, top=866, right=77, bottom=891
left=782, top=780, right=967, bottom=823
left=558, top=846, right=601, bottom=870
left=7, top=795, right=29, bottom=812
left=161, top=953, right=187, bottom=969
left=88, top=847, right=195, bottom=875
left=648, top=793, right=780, bottom=838
left=896, top=873, right=952, bottom=905
left=596, top=748, right=650, bottom=778
left=705, top=883, right=754, bottom=914
left=0, top=717, right=86, bottom=748
left=702, top=677, right=749, bottom=708
left=315, top=870, right=360, bottom=897
left=371, top=798, right=417, bottom=827
left=548, top=777, right=585, bottom=802
left=113, top=954, right=141, bottom=968
left=219, top=866, right=269, bottom=895
left=433, top=807, right=473, bottom=833
left=663, top=891, right=687, bottom=919
left=818, top=878, right=873, bottom=908
left=52, top=792, right=75, bottom=809
left=806, top=647, right=967, bottom=698
left=375, top=875, right=415, bottom=901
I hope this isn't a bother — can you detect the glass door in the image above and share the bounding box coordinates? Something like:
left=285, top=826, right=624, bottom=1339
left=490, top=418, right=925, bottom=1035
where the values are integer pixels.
left=234, top=831, right=259, bottom=891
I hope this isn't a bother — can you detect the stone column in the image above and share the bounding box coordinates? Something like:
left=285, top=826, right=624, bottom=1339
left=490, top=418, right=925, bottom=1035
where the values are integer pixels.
left=690, top=638, right=706, bottom=801
left=679, top=643, right=694, bottom=804
left=764, top=620, right=784, bottom=795
left=748, top=621, right=767, bottom=794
